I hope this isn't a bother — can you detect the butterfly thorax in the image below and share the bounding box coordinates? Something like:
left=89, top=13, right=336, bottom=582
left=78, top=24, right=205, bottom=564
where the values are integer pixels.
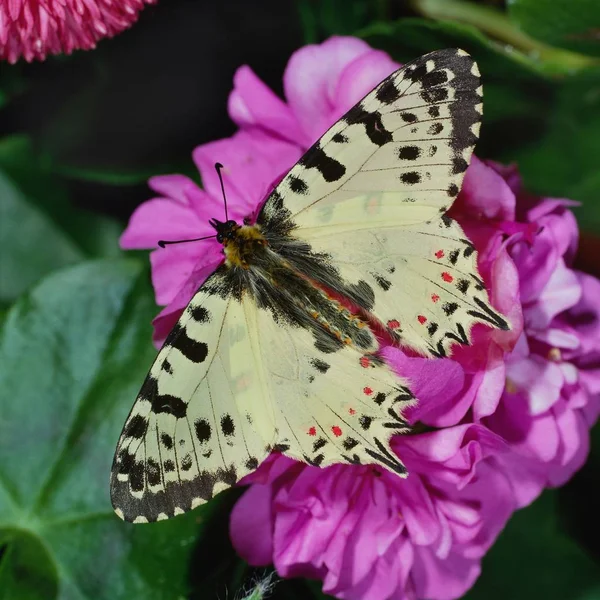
left=211, top=219, right=267, bottom=269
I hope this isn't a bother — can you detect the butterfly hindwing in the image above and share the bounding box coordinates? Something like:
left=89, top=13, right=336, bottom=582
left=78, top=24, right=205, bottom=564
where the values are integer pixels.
left=251, top=296, right=414, bottom=473
left=110, top=269, right=275, bottom=523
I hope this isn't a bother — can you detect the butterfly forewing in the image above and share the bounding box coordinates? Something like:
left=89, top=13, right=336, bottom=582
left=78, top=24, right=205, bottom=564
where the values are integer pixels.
left=261, top=48, right=482, bottom=233
left=111, top=269, right=275, bottom=523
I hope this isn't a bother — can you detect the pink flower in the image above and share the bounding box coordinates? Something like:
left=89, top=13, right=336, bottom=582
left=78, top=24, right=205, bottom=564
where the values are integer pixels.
left=120, top=36, right=600, bottom=599
left=0, top=0, right=155, bottom=64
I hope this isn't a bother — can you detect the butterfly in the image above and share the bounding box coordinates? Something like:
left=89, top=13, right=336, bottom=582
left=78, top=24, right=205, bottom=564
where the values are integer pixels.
left=111, top=48, right=509, bottom=523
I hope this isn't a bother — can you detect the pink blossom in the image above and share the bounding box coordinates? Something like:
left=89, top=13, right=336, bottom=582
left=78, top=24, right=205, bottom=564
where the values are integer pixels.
left=0, top=0, right=155, bottom=64
left=120, top=36, right=600, bottom=599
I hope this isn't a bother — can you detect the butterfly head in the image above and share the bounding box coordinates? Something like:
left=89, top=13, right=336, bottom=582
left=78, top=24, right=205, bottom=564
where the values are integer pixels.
left=209, top=219, right=239, bottom=244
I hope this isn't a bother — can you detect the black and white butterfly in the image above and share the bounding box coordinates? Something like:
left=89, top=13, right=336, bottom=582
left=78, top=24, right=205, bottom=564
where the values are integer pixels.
left=111, top=48, right=509, bottom=523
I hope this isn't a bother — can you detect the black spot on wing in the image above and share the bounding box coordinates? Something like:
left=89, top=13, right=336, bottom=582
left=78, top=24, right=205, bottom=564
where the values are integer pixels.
left=164, top=459, right=175, bottom=472
left=161, top=359, right=173, bottom=374
left=449, top=249, right=460, bottom=265
left=447, top=183, right=459, bottom=197
left=400, top=112, right=417, bottom=123
left=139, top=375, right=188, bottom=418
left=312, top=437, right=327, bottom=452
left=190, top=305, right=210, bottom=323
left=374, top=392, right=386, bottom=405
left=376, top=77, right=401, bottom=104
left=195, top=418, right=212, bottom=443
left=147, top=458, right=162, bottom=486
left=299, top=142, right=346, bottom=182
left=181, top=454, right=193, bottom=471
left=221, top=414, right=235, bottom=436
left=125, top=415, right=148, bottom=439
left=400, top=171, right=421, bottom=185
left=161, top=433, right=174, bottom=449
left=398, top=145, right=421, bottom=160
left=428, top=105, right=440, bottom=118
left=373, top=274, right=392, bottom=291
left=129, top=461, right=145, bottom=492
left=289, top=175, right=308, bottom=195
left=421, top=87, right=448, bottom=104
left=310, top=358, right=330, bottom=373
left=427, top=122, right=444, bottom=135
left=422, top=69, right=449, bottom=88
left=344, top=104, right=392, bottom=146
left=457, top=279, right=470, bottom=294
left=245, top=457, right=259, bottom=470
left=452, top=157, right=469, bottom=174
left=467, top=297, right=510, bottom=330
left=332, top=132, right=348, bottom=143
left=166, top=324, right=208, bottom=363
left=443, top=302, right=459, bottom=316
left=343, top=437, right=359, bottom=451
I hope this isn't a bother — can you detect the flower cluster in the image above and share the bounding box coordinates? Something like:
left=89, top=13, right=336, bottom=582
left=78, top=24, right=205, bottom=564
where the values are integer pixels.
left=0, top=0, right=155, bottom=63
left=121, top=37, right=600, bottom=600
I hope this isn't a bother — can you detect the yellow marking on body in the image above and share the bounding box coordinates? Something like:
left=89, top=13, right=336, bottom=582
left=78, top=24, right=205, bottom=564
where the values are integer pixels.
left=224, top=225, right=267, bottom=268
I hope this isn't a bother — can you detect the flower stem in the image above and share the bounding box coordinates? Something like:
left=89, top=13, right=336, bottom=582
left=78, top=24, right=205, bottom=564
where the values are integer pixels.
left=411, top=0, right=599, bottom=75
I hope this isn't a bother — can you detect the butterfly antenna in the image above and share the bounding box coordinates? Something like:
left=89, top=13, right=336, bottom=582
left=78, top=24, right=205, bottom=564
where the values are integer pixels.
left=157, top=234, right=217, bottom=248
left=214, top=162, right=229, bottom=222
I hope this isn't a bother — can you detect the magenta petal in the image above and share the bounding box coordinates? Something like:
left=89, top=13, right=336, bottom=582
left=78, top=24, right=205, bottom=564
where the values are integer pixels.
left=193, top=130, right=301, bottom=217
left=120, top=198, right=204, bottom=250
left=333, top=48, right=399, bottom=119
left=151, top=304, right=183, bottom=349
left=383, top=347, right=464, bottom=425
left=228, top=65, right=304, bottom=143
left=527, top=260, right=581, bottom=330
left=149, top=246, right=200, bottom=306
left=459, top=157, right=516, bottom=221
left=507, top=355, right=564, bottom=415
left=147, top=174, right=200, bottom=205
left=229, top=483, right=274, bottom=566
left=284, top=36, right=373, bottom=142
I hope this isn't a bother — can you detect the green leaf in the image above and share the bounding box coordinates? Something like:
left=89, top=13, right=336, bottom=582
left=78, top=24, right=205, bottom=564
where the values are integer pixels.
left=508, top=0, right=600, bottom=58
left=0, top=171, right=83, bottom=302
left=0, top=259, right=206, bottom=599
left=499, top=66, right=600, bottom=232
left=0, top=136, right=122, bottom=302
left=465, top=490, right=600, bottom=600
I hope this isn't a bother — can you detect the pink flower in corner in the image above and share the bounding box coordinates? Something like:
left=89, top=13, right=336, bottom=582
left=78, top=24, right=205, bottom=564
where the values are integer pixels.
left=0, top=0, right=155, bottom=63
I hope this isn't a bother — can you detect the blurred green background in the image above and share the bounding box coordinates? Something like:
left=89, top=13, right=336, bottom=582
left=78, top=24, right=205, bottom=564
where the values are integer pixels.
left=0, top=0, right=599, bottom=598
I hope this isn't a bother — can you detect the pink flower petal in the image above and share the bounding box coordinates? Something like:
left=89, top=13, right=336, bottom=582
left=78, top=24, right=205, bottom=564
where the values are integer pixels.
left=284, top=36, right=374, bottom=142
left=229, top=483, right=274, bottom=565
left=228, top=65, right=304, bottom=143
left=120, top=198, right=206, bottom=250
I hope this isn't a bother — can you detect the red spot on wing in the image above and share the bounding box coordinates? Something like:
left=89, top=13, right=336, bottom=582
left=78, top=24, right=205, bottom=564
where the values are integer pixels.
left=418, top=315, right=427, bottom=324
left=331, top=425, right=342, bottom=437
left=360, top=356, right=371, bottom=368
left=363, top=386, right=373, bottom=395
left=435, top=250, right=444, bottom=259
left=431, top=294, right=440, bottom=303
left=308, top=426, right=316, bottom=436
left=387, top=319, right=400, bottom=329
left=442, top=272, right=453, bottom=283
left=348, top=408, right=356, bottom=415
